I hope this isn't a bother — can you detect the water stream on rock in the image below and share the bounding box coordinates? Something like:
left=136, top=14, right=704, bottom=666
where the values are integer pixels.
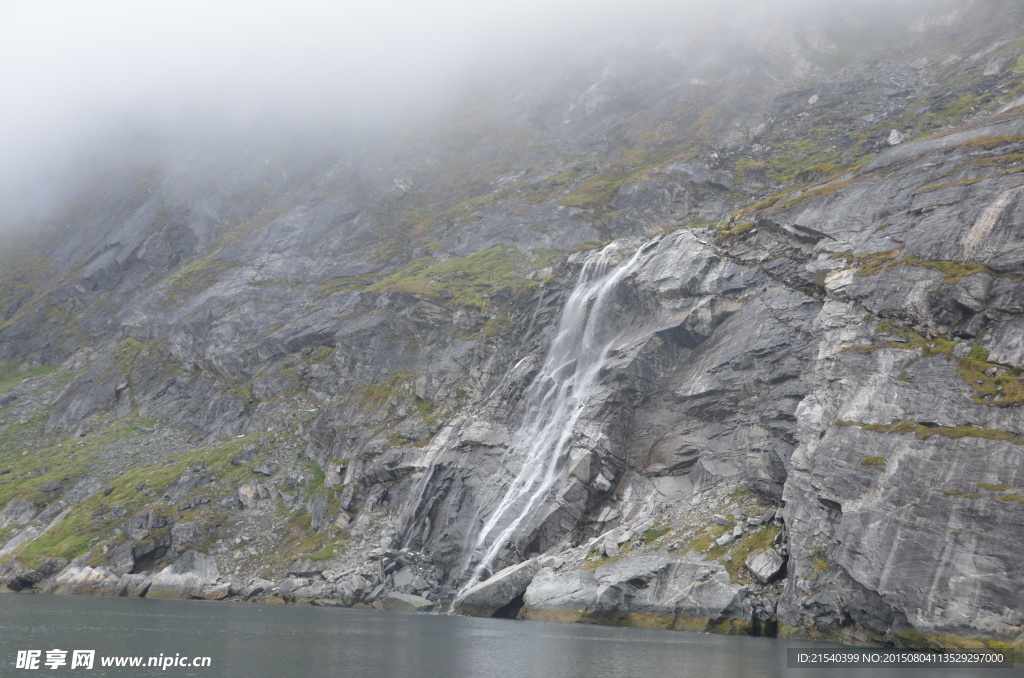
left=457, top=240, right=656, bottom=596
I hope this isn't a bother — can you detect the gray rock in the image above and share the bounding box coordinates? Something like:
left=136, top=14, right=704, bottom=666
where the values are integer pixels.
left=453, top=559, right=541, bottom=617
left=378, top=592, right=434, bottom=612
left=107, top=540, right=136, bottom=576
left=45, top=555, right=120, bottom=596
left=745, top=548, right=786, bottom=584
left=170, top=521, right=205, bottom=553
left=147, top=550, right=220, bottom=599
left=0, top=497, right=40, bottom=528
left=163, top=473, right=210, bottom=504
left=117, top=573, right=152, bottom=597
left=522, top=552, right=750, bottom=628
left=252, top=462, right=278, bottom=477
left=243, top=577, right=275, bottom=600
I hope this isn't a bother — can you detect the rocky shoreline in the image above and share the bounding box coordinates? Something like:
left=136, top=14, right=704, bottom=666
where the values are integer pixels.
left=3, top=1, right=1024, bottom=664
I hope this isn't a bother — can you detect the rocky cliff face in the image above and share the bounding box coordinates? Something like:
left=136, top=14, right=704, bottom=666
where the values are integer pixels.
left=2, top=0, right=1023, bottom=657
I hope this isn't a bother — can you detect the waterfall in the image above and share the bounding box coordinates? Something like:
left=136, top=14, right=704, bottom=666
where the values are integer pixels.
left=457, top=239, right=656, bottom=595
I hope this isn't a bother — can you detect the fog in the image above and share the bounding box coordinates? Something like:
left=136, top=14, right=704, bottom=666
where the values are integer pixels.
left=0, top=0, right=948, bottom=225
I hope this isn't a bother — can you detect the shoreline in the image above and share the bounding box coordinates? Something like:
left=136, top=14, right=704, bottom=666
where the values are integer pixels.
left=4, top=579, right=1020, bottom=663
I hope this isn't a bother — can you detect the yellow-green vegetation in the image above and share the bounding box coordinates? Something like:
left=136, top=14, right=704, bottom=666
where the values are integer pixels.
left=0, top=415, right=161, bottom=509
left=844, top=322, right=958, bottom=357
left=960, top=134, right=1024, bottom=151
left=1, top=432, right=266, bottom=569
left=569, top=240, right=611, bottom=253
left=901, top=256, right=993, bottom=283
left=734, top=158, right=767, bottom=185
left=168, top=253, right=241, bottom=297
left=111, top=336, right=183, bottom=380
left=481, top=313, right=515, bottom=337
left=829, top=248, right=902, bottom=277
left=0, top=361, right=58, bottom=392
left=559, top=147, right=689, bottom=211
left=713, top=220, right=755, bottom=243
left=917, top=165, right=1024, bottom=193
left=768, top=178, right=859, bottom=213
left=315, top=275, right=376, bottom=300
left=896, top=628, right=1023, bottom=662
left=859, top=456, right=887, bottom=470
left=642, top=524, right=670, bottom=543
left=754, top=120, right=861, bottom=187
left=357, top=370, right=413, bottom=408
left=583, top=551, right=627, bottom=570
left=809, top=556, right=830, bottom=572
left=367, top=245, right=540, bottom=311
left=972, top=482, right=1024, bottom=503
left=941, top=488, right=982, bottom=499
left=715, top=527, right=781, bottom=584
left=957, top=343, right=1024, bottom=407
left=912, top=93, right=989, bottom=136
left=841, top=419, right=1024, bottom=446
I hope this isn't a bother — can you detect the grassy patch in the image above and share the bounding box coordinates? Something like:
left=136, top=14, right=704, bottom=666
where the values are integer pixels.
left=941, top=488, right=982, bottom=500
left=844, top=322, right=958, bottom=357
left=357, top=370, right=413, bottom=408
left=718, top=527, right=781, bottom=583
left=1, top=429, right=255, bottom=569
left=714, top=220, right=755, bottom=243
left=957, top=343, right=1024, bottom=407
left=832, top=249, right=993, bottom=283
left=859, top=456, right=887, bottom=470
left=569, top=240, right=611, bottom=254
left=808, top=556, right=830, bottom=572
left=367, top=245, right=538, bottom=311
left=829, top=248, right=903, bottom=277
left=169, top=254, right=241, bottom=297
left=642, top=525, right=670, bottom=543
left=769, top=178, right=859, bottom=213
left=559, top=147, right=689, bottom=211
left=847, top=420, right=1024, bottom=446
left=0, top=362, right=58, bottom=392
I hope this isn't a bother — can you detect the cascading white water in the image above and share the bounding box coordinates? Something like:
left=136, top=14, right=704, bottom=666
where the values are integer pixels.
left=457, top=240, right=656, bottom=596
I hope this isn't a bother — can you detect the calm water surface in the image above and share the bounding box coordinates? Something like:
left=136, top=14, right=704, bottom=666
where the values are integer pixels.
left=0, top=594, right=1017, bottom=677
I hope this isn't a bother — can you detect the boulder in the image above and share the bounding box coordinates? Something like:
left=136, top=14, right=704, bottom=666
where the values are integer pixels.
left=107, top=540, right=136, bottom=575
left=522, top=552, right=751, bottom=630
left=162, top=473, right=210, bottom=504
left=252, top=462, right=279, bottom=477
left=117, top=573, right=152, bottom=597
left=242, top=577, right=275, bottom=600
left=453, top=559, right=541, bottom=617
left=745, top=548, right=786, bottom=584
left=44, top=555, right=120, bottom=596
left=377, top=592, right=434, bottom=612
left=124, top=509, right=170, bottom=541
left=147, top=550, right=220, bottom=599
left=0, top=497, right=40, bottom=528
left=202, top=582, right=232, bottom=600
left=170, top=521, right=206, bottom=553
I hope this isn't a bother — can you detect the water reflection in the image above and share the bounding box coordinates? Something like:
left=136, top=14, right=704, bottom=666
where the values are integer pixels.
left=0, top=595, right=1017, bottom=678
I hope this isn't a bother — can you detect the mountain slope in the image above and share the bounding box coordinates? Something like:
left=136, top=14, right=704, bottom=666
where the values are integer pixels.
left=1, top=0, right=1024, bottom=656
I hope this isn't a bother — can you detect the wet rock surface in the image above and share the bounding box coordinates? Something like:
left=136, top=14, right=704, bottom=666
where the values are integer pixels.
left=1, top=0, right=1023, bottom=658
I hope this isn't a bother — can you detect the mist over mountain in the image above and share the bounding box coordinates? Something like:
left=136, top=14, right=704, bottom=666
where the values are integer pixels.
left=2, top=0, right=1024, bottom=658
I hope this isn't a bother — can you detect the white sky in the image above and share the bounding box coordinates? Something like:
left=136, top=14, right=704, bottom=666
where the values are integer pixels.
left=0, top=0, right=937, bottom=222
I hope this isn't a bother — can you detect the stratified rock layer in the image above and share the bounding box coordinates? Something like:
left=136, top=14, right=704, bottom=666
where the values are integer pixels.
left=1, top=0, right=1023, bottom=659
